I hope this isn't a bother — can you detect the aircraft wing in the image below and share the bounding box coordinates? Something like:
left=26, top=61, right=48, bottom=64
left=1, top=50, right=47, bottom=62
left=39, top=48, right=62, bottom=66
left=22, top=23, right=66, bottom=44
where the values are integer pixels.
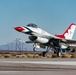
left=60, top=39, right=76, bottom=45
left=26, top=37, right=76, bottom=46
left=46, top=36, right=76, bottom=48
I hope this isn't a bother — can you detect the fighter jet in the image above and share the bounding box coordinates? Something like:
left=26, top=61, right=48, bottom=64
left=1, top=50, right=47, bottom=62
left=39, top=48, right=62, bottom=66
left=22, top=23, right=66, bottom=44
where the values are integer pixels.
left=14, top=23, right=76, bottom=57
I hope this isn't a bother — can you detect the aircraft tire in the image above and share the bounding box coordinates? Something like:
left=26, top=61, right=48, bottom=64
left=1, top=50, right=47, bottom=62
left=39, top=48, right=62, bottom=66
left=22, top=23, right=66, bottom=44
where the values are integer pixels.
left=54, top=51, right=57, bottom=54
left=57, top=51, right=61, bottom=57
left=42, top=51, right=47, bottom=57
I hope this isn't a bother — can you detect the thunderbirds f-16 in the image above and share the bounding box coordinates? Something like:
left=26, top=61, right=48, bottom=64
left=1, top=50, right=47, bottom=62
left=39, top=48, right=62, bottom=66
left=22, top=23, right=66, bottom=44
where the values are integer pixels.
left=14, top=23, right=76, bottom=57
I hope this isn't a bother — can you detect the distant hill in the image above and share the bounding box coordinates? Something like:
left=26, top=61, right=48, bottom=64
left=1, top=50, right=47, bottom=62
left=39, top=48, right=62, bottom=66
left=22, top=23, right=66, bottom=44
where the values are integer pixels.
left=0, top=39, right=45, bottom=52
left=0, top=39, right=33, bottom=51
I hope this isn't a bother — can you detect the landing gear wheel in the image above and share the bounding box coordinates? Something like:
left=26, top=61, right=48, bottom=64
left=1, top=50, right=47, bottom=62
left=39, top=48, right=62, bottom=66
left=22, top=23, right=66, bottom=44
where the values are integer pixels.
left=57, top=51, right=61, bottom=57
left=42, top=51, right=47, bottom=57
left=54, top=51, right=57, bottom=54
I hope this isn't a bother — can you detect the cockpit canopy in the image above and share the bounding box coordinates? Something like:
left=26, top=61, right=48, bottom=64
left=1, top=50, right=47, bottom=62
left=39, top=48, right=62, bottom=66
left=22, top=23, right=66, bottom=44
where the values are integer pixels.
left=26, top=23, right=38, bottom=28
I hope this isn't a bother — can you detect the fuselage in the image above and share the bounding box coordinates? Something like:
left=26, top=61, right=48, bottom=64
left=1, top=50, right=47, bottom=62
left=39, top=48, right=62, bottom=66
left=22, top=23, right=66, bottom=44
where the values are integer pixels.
left=14, top=23, right=76, bottom=50
left=14, top=23, right=76, bottom=56
left=14, top=23, right=67, bottom=47
left=14, top=23, right=55, bottom=39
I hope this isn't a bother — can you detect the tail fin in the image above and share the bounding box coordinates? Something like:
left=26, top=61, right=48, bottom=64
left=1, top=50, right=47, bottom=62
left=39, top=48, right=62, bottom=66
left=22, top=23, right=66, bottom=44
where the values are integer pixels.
left=55, top=23, right=76, bottom=39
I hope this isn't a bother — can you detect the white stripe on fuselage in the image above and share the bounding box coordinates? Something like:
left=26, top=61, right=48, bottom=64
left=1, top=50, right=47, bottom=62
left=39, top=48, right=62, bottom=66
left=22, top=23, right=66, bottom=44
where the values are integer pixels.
left=26, top=26, right=55, bottom=38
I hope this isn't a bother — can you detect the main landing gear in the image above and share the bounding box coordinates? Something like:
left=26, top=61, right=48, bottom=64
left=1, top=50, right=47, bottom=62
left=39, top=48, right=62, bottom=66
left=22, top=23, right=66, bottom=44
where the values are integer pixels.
left=42, top=47, right=51, bottom=57
left=57, top=49, right=61, bottom=57
left=54, top=48, right=62, bottom=57
left=33, top=43, right=62, bottom=57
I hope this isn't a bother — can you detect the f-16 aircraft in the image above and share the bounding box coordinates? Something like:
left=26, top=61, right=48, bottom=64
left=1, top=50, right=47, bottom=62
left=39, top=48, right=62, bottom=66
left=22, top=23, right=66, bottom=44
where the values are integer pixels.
left=14, top=23, right=76, bottom=57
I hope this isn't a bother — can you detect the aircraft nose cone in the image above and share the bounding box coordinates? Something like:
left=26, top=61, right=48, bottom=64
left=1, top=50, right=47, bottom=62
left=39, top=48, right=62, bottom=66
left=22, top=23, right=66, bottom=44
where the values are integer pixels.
left=14, top=27, right=25, bottom=32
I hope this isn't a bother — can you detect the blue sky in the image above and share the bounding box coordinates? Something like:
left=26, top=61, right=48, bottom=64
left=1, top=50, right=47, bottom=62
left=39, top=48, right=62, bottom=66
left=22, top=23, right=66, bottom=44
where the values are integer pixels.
left=0, top=0, right=76, bottom=45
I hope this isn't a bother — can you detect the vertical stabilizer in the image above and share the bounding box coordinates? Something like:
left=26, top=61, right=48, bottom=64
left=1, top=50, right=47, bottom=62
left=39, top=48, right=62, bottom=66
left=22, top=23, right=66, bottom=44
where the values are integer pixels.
left=55, top=23, right=76, bottom=39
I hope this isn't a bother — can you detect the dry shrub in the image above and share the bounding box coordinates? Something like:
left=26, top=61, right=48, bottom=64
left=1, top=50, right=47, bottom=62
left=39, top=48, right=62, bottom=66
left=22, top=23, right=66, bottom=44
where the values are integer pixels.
left=33, top=54, right=52, bottom=58
left=52, top=54, right=62, bottom=58
left=62, top=54, right=72, bottom=58
left=71, top=54, right=76, bottom=58
left=21, top=54, right=28, bottom=58
left=4, top=54, right=12, bottom=58
left=15, top=54, right=28, bottom=58
left=46, top=54, right=52, bottom=58
left=15, top=55, right=20, bottom=58
left=36, top=54, right=44, bottom=58
left=52, top=54, right=58, bottom=58
left=27, top=54, right=34, bottom=58
left=38, top=56, right=44, bottom=58
left=15, top=55, right=22, bottom=58
left=33, top=54, right=39, bottom=58
left=0, top=54, right=4, bottom=58
left=11, top=53, right=16, bottom=57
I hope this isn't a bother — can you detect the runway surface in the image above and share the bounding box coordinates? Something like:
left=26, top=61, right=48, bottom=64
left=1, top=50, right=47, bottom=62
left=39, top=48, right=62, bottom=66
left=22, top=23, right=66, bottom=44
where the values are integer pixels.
left=0, top=58, right=76, bottom=75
